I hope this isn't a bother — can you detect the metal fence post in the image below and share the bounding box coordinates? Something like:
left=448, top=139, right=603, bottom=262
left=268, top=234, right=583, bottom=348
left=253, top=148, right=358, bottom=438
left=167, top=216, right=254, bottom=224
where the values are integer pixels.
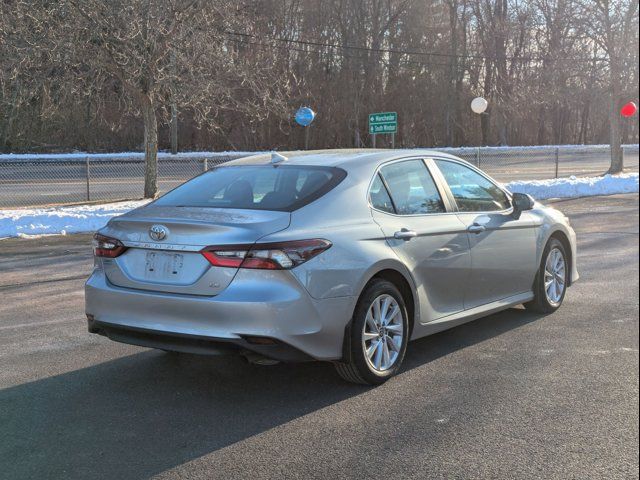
left=85, top=156, right=91, bottom=201
left=475, top=148, right=481, bottom=167
left=203, top=157, right=208, bottom=172
left=554, top=147, right=560, bottom=178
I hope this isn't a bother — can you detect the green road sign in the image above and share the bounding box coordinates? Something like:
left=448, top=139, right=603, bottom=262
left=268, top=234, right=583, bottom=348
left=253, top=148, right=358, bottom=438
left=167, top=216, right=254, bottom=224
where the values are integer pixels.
left=368, top=112, right=397, bottom=134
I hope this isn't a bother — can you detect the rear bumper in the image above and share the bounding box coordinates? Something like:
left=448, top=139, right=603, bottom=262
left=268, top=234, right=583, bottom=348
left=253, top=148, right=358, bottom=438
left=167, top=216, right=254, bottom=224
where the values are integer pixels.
left=85, top=268, right=355, bottom=361
left=87, top=318, right=314, bottom=362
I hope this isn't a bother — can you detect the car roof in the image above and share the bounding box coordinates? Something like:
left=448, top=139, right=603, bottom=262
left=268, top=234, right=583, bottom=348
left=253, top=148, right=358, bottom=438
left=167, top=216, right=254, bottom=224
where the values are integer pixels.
left=224, top=149, right=466, bottom=173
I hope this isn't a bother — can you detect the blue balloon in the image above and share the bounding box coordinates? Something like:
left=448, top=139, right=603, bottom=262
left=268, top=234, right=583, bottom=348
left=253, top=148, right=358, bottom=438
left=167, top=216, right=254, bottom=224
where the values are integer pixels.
left=295, top=107, right=316, bottom=127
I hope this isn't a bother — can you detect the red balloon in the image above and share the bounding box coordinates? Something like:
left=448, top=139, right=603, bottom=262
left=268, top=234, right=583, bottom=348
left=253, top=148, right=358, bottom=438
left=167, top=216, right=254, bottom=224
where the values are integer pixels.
left=620, top=101, right=637, bottom=118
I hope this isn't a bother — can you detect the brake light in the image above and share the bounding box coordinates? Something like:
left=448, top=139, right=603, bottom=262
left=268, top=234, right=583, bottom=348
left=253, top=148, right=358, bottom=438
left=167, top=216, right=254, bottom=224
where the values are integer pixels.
left=93, top=233, right=127, bottom=258
left=201, top=239, right=332, bottom=270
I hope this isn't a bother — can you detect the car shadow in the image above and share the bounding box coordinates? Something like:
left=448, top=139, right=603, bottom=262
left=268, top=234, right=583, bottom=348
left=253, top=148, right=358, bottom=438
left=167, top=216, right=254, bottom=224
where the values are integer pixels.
left=0, top=307, right=544, bottom=480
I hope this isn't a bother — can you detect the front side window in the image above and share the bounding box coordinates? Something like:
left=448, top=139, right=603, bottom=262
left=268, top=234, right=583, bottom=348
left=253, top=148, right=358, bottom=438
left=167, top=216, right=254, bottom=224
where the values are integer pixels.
left=434, top=160, right=510, bottom=212
left=154, top=165, right=345, bottom=212
left=378, top=160, right=445, bottom=215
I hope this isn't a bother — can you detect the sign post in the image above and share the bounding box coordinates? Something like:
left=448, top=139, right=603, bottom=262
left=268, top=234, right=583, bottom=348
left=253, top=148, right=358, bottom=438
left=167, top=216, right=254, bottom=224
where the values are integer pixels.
left=295, top=107, right=316, bottom=150
left=368, top=112, right=398, bottom=148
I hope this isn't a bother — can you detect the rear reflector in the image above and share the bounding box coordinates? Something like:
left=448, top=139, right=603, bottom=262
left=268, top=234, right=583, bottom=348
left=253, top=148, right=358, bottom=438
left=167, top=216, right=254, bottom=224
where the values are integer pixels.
left=201, top=239, right=332, bottom=270
left=93, top=233, right=128, bottom=258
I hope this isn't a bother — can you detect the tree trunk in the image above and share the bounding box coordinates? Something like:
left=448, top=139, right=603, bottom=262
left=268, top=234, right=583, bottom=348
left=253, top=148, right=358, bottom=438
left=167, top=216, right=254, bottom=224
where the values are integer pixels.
left=578, top=99, right=590, bottom=144
left=1, top=80, right=20, bottom=151
left=607, top=67, right=623, bottom=174
left=481, top=66, right=493, bottom=145
left=170, top=49, right=178, bottom=155
left=497, top=107, right=508, bottom=145
left=445, top=0, right=459, bottom=147
left=536, top=105, right=546, bottom=144
left=608, top=96, right=623, bottom=173
left=170, top=100, right=178, bottom=155
left=142, top=96, right=159, bottom=198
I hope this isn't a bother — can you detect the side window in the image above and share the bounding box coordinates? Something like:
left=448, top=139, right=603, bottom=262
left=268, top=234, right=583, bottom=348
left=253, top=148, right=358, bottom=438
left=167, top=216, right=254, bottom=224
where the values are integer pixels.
left=435, top=160, right=510, bottom=212
left=379, top=160, right=445, bottom=215
left=369, top=174, right=395, bottom=213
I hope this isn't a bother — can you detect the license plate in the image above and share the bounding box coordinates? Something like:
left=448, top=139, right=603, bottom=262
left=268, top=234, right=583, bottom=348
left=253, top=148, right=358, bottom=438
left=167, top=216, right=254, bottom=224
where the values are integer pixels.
left=144, top=251, right=184, bottom=280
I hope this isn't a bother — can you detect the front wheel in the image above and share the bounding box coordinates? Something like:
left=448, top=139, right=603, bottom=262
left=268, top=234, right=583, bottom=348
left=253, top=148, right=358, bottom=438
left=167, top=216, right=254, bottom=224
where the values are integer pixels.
left=525, top=238, right=568, bottom=313
left=335, top=279, right=409, bottom=385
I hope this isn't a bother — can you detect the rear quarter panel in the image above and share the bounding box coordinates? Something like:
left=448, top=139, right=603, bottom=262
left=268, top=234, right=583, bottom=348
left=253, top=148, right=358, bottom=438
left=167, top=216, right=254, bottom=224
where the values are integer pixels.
left=258, top=171, right=419, bottom=323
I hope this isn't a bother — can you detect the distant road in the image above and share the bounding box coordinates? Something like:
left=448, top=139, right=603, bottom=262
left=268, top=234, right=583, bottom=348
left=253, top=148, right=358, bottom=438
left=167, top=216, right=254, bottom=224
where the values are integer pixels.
left=1, top=147, right=638, bottom=208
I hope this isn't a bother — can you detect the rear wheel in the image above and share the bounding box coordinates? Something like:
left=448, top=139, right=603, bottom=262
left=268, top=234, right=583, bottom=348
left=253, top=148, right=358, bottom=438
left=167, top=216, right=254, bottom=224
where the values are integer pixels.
left=335, top=279, right=409, bottom=385
left=525, top=238, right=568, bottom=313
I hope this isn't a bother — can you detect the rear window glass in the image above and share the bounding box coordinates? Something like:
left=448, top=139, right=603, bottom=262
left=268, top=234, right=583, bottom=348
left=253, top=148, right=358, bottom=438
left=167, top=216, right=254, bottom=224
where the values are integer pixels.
left=154, top=165, right=346, bottom=211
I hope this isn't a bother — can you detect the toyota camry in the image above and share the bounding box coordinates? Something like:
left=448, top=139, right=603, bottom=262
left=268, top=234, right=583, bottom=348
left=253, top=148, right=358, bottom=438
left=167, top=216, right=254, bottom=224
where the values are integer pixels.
left=85, top=149, right=578, bottom=384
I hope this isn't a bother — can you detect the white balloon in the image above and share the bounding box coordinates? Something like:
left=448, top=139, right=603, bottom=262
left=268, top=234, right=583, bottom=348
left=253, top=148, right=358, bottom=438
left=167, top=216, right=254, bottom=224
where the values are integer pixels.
left=471, top=97, right=488, bottom=114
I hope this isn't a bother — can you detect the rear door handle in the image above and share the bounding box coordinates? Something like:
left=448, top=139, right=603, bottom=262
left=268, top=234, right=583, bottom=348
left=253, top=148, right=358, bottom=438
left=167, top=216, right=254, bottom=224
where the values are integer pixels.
left=467, top=223, right=486, bottom=234
left=394, top=229, right=418, bottom=240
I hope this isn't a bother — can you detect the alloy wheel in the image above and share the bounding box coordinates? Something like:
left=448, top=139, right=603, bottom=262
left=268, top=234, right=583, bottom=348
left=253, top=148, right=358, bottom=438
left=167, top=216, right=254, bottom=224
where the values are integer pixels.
left=544, top=247, right=566, bottom=307
left=362, top=294, right=404, bottom=372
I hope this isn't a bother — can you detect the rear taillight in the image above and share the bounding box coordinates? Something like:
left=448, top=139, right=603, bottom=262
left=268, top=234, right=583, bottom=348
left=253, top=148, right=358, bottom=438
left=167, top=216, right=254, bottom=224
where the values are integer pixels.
left=93, top=233, right=127, bottom=258
left=201, top=239, right=332, bottom=270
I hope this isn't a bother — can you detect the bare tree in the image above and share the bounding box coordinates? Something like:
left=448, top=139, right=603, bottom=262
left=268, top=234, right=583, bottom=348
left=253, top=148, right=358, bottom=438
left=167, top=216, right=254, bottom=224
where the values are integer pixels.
left=1, top=0, right=638, bottom=156
left=6, top=0, right=289, bottom=197
left=576, top=0, right=639, bottom=172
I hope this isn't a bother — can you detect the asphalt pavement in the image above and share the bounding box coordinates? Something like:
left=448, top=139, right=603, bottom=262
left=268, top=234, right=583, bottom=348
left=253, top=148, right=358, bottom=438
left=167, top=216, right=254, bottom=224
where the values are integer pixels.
left=0, top=194, right=638, bottom=479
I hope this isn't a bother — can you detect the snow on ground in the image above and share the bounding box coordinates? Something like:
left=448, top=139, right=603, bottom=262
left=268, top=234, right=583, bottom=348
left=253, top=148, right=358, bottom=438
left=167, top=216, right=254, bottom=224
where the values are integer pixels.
left=1, top=144, right=638, bottom=164
left=0, top=173, right=638, bottom=239
left=0, top=200, right=150, bottom=239
left=504, top=173, right=639, bottom=200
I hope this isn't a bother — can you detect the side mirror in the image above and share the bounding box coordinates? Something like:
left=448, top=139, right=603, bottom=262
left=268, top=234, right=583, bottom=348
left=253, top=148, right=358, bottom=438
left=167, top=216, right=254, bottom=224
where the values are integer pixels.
left=511, top=192, right=535, bottom=219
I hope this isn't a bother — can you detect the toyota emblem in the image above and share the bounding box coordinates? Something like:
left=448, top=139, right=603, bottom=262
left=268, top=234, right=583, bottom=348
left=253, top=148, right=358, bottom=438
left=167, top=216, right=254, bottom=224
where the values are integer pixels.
left=149, top=224, right=168, bottom=241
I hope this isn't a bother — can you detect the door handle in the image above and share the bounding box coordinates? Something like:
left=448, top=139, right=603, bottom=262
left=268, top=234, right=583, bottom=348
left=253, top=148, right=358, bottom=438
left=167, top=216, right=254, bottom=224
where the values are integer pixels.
left=467, top=223, right=486, bottom=234
left=394, top=229, right=418, bottom=240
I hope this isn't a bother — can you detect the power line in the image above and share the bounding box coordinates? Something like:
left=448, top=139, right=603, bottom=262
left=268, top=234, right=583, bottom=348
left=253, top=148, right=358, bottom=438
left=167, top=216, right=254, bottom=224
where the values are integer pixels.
left=225, top=30, right=608, bottom=64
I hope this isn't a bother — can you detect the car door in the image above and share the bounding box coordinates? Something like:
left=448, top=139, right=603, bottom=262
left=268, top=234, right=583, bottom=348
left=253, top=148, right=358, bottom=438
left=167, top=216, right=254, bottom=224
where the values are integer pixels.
left=369, top=158, right=471, bottom=323
left=432, top=159, right=538, bottom=309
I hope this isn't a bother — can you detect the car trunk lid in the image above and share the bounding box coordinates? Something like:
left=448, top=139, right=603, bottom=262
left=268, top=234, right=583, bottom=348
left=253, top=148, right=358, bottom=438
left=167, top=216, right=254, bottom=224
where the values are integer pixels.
left=101, top=206, right=290, bottom=295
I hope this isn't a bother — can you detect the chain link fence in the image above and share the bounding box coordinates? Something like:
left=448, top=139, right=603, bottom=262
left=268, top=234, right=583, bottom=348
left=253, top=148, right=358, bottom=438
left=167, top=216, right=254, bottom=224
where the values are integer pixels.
left=443, top=144, right=639, bottom=182
left=1, top=145, right=638, bottom=208
left=0, top=153, right=240, bottom=208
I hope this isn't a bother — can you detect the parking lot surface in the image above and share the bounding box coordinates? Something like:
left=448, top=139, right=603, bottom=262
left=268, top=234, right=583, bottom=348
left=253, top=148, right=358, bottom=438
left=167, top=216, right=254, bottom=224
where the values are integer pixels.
left=0, top=194, right=638, bottom=479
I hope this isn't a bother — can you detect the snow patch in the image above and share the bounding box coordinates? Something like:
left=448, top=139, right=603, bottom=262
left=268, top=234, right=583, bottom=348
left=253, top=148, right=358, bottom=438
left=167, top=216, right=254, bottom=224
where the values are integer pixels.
left=0, top=200, right=150, bottom=239
left=504, top=173, right=639, bottom=200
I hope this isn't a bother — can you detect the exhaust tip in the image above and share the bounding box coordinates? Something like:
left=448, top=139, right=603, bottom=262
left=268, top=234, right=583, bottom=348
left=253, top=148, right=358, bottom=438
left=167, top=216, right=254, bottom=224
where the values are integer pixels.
left=243, top=352, right=281, bottom=366
left=244, top=336, right=278, bottom=346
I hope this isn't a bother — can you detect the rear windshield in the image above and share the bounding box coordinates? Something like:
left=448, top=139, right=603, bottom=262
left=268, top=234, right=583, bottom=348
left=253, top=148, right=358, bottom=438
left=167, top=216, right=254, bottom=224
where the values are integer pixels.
left=154, top=165, right=346, bottom=212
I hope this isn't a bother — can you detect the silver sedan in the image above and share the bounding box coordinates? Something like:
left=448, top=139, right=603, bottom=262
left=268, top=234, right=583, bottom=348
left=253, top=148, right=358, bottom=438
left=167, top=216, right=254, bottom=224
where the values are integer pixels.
left=85, top=149, right=578, bottom=384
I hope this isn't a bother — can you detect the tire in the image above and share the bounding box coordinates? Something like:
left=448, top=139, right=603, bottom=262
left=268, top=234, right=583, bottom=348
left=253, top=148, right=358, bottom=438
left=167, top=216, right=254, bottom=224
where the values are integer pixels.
left=335, top=279, right=409, bottom=385
left=525, top=237, right=568, bottom=313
